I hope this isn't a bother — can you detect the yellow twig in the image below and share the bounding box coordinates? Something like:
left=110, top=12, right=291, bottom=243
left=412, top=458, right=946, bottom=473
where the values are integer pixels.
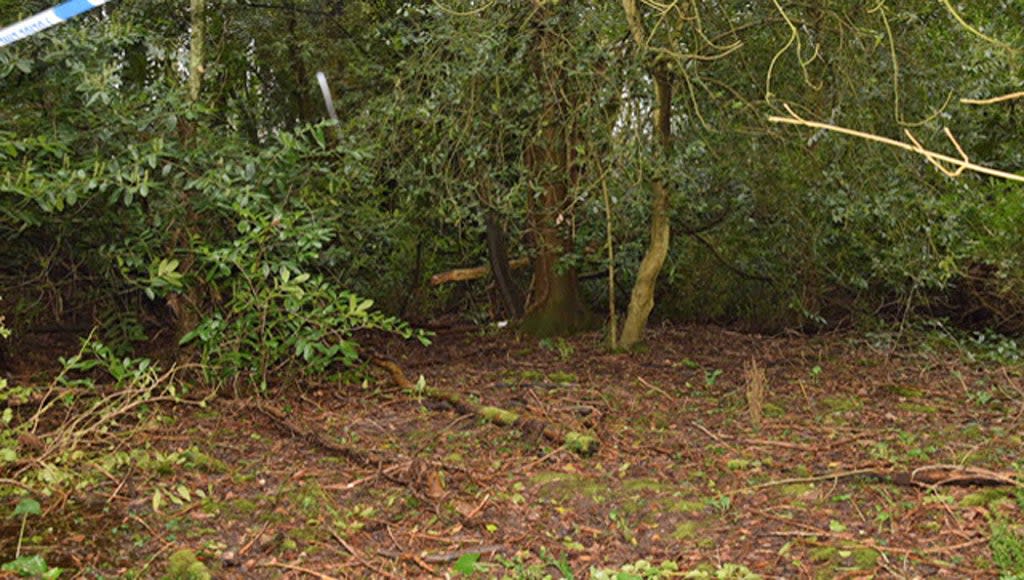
left=961, top=91, right=1024, bottom=106
left=768, top=105, right=1024, bottom=183
left=939, top=0, right=1016, bottom=53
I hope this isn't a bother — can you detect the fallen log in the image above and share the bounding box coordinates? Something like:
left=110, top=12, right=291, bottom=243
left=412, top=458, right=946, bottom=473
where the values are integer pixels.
left=429, top=257, right=529, bottom=286
left=371, top=356, right=598, bottom=456
left=747, top=465, right=1021, bottom=493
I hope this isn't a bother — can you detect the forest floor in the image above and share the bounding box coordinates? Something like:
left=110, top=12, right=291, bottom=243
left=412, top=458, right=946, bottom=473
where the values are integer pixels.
left=2, top=323, right=1024, bottom=579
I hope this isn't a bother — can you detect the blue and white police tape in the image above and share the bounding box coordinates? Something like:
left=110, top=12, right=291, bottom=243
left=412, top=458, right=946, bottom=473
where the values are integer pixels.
left=0, top=0, right=110, bottom=48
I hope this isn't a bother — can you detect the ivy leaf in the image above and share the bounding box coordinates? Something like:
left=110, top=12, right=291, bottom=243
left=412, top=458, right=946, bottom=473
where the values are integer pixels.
left=451, top=552, right=481, bottom=576
left=2, top=555, right=49, bottom=576
left=13, top=498, right=41, bottom=518
left=829, top=519, right=847, bottom=532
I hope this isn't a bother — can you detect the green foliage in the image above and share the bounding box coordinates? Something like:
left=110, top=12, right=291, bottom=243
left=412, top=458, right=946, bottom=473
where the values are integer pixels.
left=0, top=337, right=183, bottom=494
left=992, top=519, right=1024, bottom=579
left=4, top=498, right=61, bottom=579
left=12, top=498, right=40, bottom=518
left=1, top=555, right=63, bottom=579
left=0, top=295, right=9, bottom=340
left=3, top=0, right=1024, bottom=383
left=0, top=14, right=426, bottom=380
left=540, top=338, right=575, bottom=362
left=451, top=552, right=485, bottom=576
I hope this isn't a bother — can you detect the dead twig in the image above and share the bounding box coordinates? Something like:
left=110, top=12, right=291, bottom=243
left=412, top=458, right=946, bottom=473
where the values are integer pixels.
left=636, top=376, right=675, bottom=402
left=743, top=468, right=882, bottom=492
left=332, top=531, right=402, bottom=580
left=237, top=520, right=273, bottom=559
left=257, top=559, right=343, bottom=580
left=691, top=421, right=739, bottom=453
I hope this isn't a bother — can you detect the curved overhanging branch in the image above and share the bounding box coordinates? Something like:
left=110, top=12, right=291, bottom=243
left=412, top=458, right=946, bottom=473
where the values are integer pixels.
left=961, top=91, right=1024, bottom=106
left=768, top=104, right=1024, bottom=183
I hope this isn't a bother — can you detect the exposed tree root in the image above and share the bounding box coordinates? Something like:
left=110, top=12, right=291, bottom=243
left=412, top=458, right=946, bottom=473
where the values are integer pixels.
left=371, top=356, right=599, bottom=456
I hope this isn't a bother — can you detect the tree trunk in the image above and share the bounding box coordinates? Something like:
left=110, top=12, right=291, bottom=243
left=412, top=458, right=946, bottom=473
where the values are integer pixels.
left=520, top=2, right=593, bottom=337
left=170, top=0, right=206, bottom=343
left=619, top=0, right=674, bottom=349
left=485, top=210, right=525, bottom=319
left=285, top=5, right=313, bottom=125
left=188, top=0, right=205, bottom=103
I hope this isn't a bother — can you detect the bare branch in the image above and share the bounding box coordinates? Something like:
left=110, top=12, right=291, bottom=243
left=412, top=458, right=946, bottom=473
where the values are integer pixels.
left=768, top=105, right=1024, bottom=183
left=961, top=91, right=1024, bottom=106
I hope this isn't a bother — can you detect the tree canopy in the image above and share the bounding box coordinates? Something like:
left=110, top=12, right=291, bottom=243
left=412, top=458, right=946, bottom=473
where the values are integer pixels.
left=1, top=0, right=1023, bottom=357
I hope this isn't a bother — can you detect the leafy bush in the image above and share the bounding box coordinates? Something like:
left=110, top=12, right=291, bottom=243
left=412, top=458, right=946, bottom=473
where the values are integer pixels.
left=1, top=21, right=426, bottom=380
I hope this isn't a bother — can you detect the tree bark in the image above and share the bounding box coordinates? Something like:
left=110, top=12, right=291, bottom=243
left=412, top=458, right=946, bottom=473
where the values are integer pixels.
left=285, top=4, right=313, bottom=125
left=188, top=0, right=205, bottom=103
left=619, top=0, right=674, bottom=349
left=485, top=211, right=525, bottom=318
left=520, top=1, right=594, bottom=337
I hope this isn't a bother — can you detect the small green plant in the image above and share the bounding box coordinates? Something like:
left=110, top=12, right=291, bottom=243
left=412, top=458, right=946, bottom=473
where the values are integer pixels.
left=494, top=553, right=552, bottom=579
left=969, top=390, right=995, bottom=406
left=609, top=510, right=637, bottom=544
left=2, top=498, right=62, bottom=579
left=705, top=494, right=732, bottom=514
left=540, top=337, right=575, bottom=361
left=451, top=552, right=488, bottom=576
left=0, top=294, right=9, bottom=339
left=704, top=369, right=724, bottom=387
left=1, top=555, right=62, bottom=579
left=12, top=498, right=40, bottom=559
left=677, top=358, right=701, bottom=369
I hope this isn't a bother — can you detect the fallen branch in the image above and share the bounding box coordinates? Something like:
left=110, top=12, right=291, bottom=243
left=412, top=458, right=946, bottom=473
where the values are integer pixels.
left=332, top=531, right=403, bottom=580
left=371, top=356, right=598, bottom=456
left=378, top=544, right=508, bottom=564
left=243, top=400, right=380, bottom=467
left=745, top=465, right=1021, bottom=493
left=892, top=464, right=1022, bottom=488
left=257, top=559, right=343, bottom=580
left=430, top=257, right=529, bottom=286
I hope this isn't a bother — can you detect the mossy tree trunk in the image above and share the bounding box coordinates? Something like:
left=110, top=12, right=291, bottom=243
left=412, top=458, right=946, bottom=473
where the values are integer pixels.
left=170, top=0, right=207, bottom=342
left=619, top=0, right=674, bottom=350
left=188, top=0, right=205, bottom=103
left=520, top=1, right=594, bottom=338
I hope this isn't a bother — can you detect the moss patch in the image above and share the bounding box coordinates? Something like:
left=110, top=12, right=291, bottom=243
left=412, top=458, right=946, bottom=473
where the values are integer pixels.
left=666, top=499, right=706, bottom=514
left=672, top=520, right=699, bottom=540
left=822, top=395, right=862, bottom=413
left=531, top=472, right=610, bottom=503
left=886, top=385, right=925, bottom=398
left=622, top=478, right=674, bottom=493
left=896, top=402, right=938, bottom=414
left=961, top=488, right=1012, bottom=508
left=780, top=483, right=816, bottom=498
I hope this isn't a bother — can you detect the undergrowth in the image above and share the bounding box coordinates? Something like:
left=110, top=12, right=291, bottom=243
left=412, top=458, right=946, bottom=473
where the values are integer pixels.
left=992, top=519, right=1024, bottom=580
left=0, top=336, right=203, bottom=496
